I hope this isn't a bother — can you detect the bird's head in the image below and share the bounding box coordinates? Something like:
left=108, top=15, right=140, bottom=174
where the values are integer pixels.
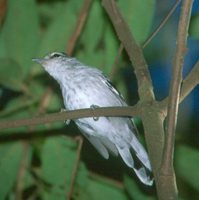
left=32, top=52, right=75, bottom=79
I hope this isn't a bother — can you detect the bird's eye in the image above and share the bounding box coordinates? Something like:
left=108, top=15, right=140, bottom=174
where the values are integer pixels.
left=50, top=53, right=62, bottom=58
left=51, top=53, right=61, bottom=58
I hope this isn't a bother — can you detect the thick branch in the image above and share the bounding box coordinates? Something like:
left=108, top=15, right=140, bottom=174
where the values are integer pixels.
left=102, top=1, right=165, bottom=194
left=0, top=106, right=139, bottom=130
left=102, top=0, right=154, bottom=102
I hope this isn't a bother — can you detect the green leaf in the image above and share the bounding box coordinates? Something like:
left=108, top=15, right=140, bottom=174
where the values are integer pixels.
left=0, top=58, right=25, bottom=91
left=77, top=0, right=120, bottom=75
left=38, top=1, right=69, bottom=24
left=74, top=171, right=129, bottom=200
left=41, top=137, right=77, bottom=187
left=103, top=25, right=120, bottom=75
left=87, top=175, right=128, bottom=200
left=118, top=0, right=155, bottom=43
left=77, top=50, right=104, bottom=71
left=0, top=96, right=37, bottom=117
left=76, top=0, right=105, bottom=69
left=71, top=162, right=90, bottom=199
left=79, top=0, right=104, bottom=53
left=0, top=142, right=23, bottom=199
left=32, top=0, right=83, bottom=75
left=47, top=92, right=63, bottom=113
left=41, top=186, right=66, bottom=200
left=75, top=163, right=89, bottom=188
left=40, top=136, right=129, bottom=199
left=124, top=175, right=155, bottom=200
left=190, top=14, right=199, bottom=39
left=176, top=145, right=199, bottom=191
left=0, top=0, right=39, bottom=77
left=0, top=108, right=33, bottom=134
left=38, top=0, right=83, bottom=55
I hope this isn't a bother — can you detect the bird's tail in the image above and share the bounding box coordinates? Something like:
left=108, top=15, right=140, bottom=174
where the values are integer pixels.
left=117, top=137, right=153, bottom=186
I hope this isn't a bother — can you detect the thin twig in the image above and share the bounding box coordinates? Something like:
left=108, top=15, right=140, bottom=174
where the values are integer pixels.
left=15, top=88, right=53, bottom=200
left=0, top=106, right=140, bottom=130
left=15, top=142, right=29, bottom=200
left=180, top=61, right=199, bottom=102
left=160, top=61, right=199, bottom=112
left=161, top=0, right=193, bottom=173
left=109, top=44, right=123, bottom=79
left=0, top=98, right=37, bottom=117
left=0, top=0, right=6, bottom=25
left=37, top=87, right=53, bottom=114
left=102, top=0, right=154, bottom=101
left=67, top=136, right=83, bottom=199
left=109, top=0, right=181, bottom=80
left=66, top=0, right=92, bottom=55
left=157, top=1, right=193, bottom=199
left=142, top=0, right=181, bottom=48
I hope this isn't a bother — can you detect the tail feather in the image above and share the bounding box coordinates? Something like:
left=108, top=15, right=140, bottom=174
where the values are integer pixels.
left=134, top=167, right=153, bottom=186
left=130, top=136, right=152, bottom=171
left=117, top=146, right=134, bottom=168
left=117, top=146, right=153, bottom=186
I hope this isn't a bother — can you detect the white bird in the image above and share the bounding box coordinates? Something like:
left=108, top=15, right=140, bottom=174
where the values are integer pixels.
left=33, top=52, right=153, bottom=186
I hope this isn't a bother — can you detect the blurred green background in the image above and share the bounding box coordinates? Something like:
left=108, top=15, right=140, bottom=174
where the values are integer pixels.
left=0, top=0, right=199, bottom=199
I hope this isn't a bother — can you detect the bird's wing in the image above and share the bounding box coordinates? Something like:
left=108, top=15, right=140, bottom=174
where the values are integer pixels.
left=81, top=129, right=119, bottom=158
left=101, top=76, right=127, bottom=106
left=76, top=120, right=109, bottom=159
left=98, top=137, right=118, bottom=156
left=76, top=119, right=119, bottom=158
left=82, top=132, right=109, bottom=159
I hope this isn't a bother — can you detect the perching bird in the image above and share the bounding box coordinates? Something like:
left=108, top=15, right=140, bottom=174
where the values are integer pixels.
left=33, top=52, right=153, bottom=186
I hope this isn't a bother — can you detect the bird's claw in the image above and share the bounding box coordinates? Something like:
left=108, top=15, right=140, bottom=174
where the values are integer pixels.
left=60, top=108, right=71, bottom=125
left=90, top=105, right=100, bottom=121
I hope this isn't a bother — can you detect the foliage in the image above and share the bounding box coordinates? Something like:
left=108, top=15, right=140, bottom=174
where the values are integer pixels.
left=190, top=13, right=199, bottom=40
left=0, top=0, right=198, bottom=199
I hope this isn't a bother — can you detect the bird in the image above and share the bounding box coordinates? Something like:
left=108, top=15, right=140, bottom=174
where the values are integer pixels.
left=33, top=52, right=153, bottom=186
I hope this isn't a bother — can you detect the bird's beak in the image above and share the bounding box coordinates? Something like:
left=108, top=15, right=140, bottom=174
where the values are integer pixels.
left=32, top=58, right=46, bottom=64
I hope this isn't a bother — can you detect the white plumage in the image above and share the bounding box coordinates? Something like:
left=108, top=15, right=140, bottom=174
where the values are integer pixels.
left=33, top=52, right=153, bottom=186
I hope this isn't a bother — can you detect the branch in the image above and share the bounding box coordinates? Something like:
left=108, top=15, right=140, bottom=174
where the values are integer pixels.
left=0, top=106, right=140, bottom=130
left=180, top=61, right=199, bottom=101
left=0, top=0, right=6, bottom=25
left=67, top=136, right=83, bottom=199
left=142, top=0, right=181, bottom=48
left=66, top=0, right=92, bottom=55
left=102, top=1, right=165, bottom=193
left=102, top=0, right=154, bottom=102
left=110, top=0, right=181, bottom=79
left=160, top=60, right=199, bottom=111
left=15, top=88, right=53, bottom=200
left=109, top=43, right=123, bottom=79
left=158, top=1, right=193, bottom=199
left=15, top=142, right=29, bottom=200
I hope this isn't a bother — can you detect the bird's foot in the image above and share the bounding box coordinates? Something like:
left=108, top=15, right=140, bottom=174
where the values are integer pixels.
left=60, top=108, right=71, bottom=125
left=90, top=104, right=100, bottom=121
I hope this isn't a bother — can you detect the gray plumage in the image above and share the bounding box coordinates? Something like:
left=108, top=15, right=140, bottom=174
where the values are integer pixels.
left=33, top=52, right=153, bottom=186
